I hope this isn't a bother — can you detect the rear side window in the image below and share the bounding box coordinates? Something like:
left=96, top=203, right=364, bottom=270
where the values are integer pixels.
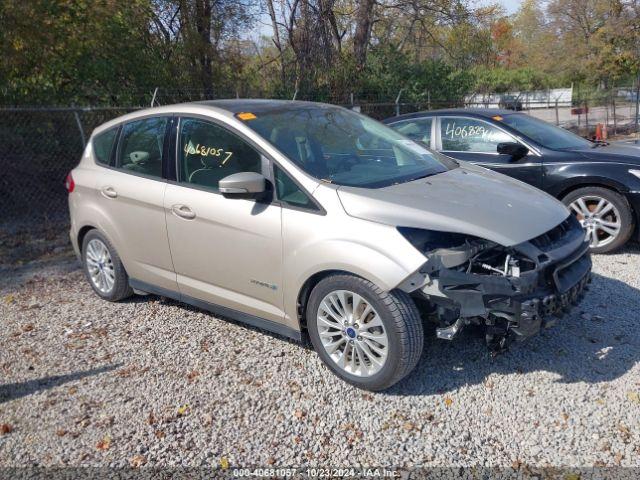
left=178, top=118, right=261, bottom=191
left=392, top=118, right=432, bottom=145
left=117, top=117, right=168, bottom=178
left=274, top=165, right=317, bottom=210
left=440, top=117, right=513, bottom=153
left=92, top=128, right=117, bottom=165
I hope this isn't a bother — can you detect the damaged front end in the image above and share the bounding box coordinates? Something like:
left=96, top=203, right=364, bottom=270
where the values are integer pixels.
left=397, top=215, right=592, bottom=354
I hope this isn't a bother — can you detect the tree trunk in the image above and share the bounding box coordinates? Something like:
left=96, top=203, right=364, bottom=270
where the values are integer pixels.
left=195, top=0, right=213, bottom=97
left=353, top=0, right=375, bottom=69
left=265, top=0, right=286, bottom=84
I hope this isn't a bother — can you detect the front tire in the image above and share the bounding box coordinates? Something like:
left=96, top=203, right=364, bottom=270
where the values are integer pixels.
left=306, top=274, right=424, bottom=391
left=82, top=230, right=133, bottom=301
left=562, top=186, right=634, bottom=254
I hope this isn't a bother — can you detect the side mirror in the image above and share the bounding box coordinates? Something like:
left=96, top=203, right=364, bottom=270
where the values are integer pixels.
left=219, top=172, right=266, bottom=196
left=497, top=142, right=529, bottom=161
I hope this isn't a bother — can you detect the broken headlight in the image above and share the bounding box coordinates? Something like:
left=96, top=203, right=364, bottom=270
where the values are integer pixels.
left=398, top=227, right=535, bottom=278
left=397, top=227, right=481, bottom=252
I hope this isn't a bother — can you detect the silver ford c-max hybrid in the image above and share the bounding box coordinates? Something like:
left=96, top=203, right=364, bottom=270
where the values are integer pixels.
left=67, top=100, right=591, bottom=390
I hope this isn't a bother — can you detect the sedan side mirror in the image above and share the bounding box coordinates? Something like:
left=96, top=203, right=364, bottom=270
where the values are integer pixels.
left=219, top=172, right=266, bottom=196
left=497, top=142, right=529, bottom=161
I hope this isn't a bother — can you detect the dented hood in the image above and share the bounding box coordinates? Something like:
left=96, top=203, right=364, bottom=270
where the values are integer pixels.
left=336, top=164, right=569, bottom=246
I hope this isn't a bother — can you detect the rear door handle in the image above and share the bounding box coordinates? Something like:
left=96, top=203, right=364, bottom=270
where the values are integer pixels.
left=172, top=204, right=196, bottom=220
left=101, top=186, right=118, bottom=199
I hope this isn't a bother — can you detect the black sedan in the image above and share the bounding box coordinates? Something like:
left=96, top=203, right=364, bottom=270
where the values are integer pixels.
left=383, top=109, right=640, bottom=253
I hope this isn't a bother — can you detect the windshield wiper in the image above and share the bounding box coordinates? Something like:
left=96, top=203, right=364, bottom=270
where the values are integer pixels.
left=402, top=173, right=438, bottom=183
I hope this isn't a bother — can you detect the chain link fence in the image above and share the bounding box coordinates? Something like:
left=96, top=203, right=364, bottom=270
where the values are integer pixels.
left=0, top=107, right=137, bottom=225
left=1, top=89, right=639, bottom=226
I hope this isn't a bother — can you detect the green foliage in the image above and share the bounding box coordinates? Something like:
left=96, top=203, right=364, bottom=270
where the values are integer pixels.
left=470, top=66, right=563, bottom=93
left=0, top=0, right=637, bottom=107
left=0, top=0, right=174, bottom=105
left=352, top=46, right=474, bottom=103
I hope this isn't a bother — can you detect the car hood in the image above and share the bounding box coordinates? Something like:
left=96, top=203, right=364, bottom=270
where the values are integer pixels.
left=571, top=144, right=640, bottom=165
left=336, top=164, right=569, bottom=246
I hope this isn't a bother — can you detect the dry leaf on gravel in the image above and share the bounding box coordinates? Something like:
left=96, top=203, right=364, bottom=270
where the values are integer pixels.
left=220, top=457, right=230, bottom=469
left=96, top=435, right=111, bottom=451
left=130, top=455, right=146, bottom=468
left=626, top=391, right=640, bottom=404
left=0, top=424, right=13, bottom=435
left=403, top=421, right=416, bottom=432
left=444, top=397, right=453, bottom=407
left=177, top=404, right=189, bottom=416
left=564, top=473, right=581, bottom=480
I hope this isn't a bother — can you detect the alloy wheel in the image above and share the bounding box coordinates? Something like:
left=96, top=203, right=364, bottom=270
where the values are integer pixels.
left=85, top=238, right=115, bottom=294
left=569, top=195, right=621, bottom=249
left=317, top=290, right=389, bottom=377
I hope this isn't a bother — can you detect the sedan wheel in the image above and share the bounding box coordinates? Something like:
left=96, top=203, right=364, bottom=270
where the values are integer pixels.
left=569, top=195, right=621, bottom=250
left=317, top=290, right=389, bottom=377
left=85, top=238, right=116, bottom=294
left=562, top=186, right=634, bottom=254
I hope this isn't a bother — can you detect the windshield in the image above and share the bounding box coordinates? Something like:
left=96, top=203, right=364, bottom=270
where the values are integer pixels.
left=241, top=105, right=454, bottom=188
left=500, top=113, right=592, bottom=150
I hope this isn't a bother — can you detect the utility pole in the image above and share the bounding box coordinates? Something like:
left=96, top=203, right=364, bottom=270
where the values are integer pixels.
left=635, top=70, right=640, bottom=138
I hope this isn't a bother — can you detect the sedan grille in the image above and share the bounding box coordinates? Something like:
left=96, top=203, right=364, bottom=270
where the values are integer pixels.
left=530, top=215, right=583, bottom=252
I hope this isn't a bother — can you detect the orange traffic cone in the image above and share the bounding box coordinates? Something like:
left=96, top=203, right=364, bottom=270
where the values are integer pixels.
left=595, top=123, right=603, bottom=141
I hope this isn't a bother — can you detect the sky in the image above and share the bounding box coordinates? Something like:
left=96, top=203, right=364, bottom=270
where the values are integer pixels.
left=494, top=0, right=523, bottom=14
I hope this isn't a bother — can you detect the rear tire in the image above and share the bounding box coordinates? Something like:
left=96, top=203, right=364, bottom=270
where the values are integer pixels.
left=306, top=274, right=423, bottom=391
left=562, top=186, right=634, bottom=254
left=82, top=230, right=133, bottom=301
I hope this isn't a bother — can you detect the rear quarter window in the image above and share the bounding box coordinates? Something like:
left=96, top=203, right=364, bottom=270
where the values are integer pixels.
left=92, top=128, right=118, bottom=165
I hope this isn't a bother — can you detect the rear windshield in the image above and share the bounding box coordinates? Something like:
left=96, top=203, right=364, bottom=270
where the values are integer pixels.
left=241, top=105, right=455, bottom=188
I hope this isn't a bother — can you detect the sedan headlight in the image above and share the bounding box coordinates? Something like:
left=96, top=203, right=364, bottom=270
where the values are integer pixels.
left=630, top=169, right=640, bottom=181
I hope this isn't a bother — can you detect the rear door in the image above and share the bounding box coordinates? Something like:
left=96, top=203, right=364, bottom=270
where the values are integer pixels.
left=94, top=115, right=177, bottom=292
left=436, top=115, right=543, bottom=188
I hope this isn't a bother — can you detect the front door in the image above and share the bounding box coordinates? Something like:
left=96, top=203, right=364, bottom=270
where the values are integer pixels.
left=437, top=116, right=543, bottom=188
left=164, top=117, right=284, bottom=322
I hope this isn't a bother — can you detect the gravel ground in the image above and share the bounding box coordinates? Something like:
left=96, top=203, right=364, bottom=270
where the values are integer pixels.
left=1, top=230, right=639, bottom=469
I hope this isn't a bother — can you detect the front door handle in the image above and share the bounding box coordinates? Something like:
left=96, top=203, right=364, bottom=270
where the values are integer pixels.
left=101, top=186, right=118, bottom=199
left=172, top=204, right=196, bottom=220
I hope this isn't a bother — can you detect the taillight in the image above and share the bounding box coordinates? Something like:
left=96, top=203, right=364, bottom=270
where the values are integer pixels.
left=65, top=172, right=75, bottom=193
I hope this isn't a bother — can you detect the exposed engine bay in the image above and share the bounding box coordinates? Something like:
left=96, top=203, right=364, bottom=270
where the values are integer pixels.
left=398, top=215, right=592, bottom=354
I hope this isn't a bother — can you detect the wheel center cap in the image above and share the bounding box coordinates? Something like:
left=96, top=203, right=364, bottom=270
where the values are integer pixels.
left=345, top=327, right=357, bottom=339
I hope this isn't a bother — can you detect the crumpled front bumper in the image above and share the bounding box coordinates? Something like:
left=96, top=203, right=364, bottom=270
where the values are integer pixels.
left=412, top=217, right=592, bottom=341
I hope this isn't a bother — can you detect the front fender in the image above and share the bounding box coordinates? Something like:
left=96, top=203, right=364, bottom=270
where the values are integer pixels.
left=280, top=198, right=426, bottom=327
left=545, top=162, right=634, bottom=197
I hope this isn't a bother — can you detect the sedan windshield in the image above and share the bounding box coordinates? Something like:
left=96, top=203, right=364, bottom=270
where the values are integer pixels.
left=500, top=113, right=592, bottom=150
left=242, top=104, right=454, bottom=188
